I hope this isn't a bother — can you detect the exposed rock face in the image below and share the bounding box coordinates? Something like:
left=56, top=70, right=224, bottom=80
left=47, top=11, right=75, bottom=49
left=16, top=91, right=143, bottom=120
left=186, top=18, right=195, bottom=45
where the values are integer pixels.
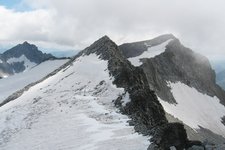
left=120, top=37, right=225, bottom=105
left=82, top=36, right=200, bottom=149
left=141, top=39, right=225, bottom=105
left=2, top=41, right=55, bottom=64
left=0, top=42, right=55, bottom=77
left=148, top=123, right=189, bottom=150
left=119, top=34, right=225, bottom=147
left=0, top=63, right=13, bottom=76
left=120, top=34, right=176, bottom=58
left=81, top=36, right=168, bottom=131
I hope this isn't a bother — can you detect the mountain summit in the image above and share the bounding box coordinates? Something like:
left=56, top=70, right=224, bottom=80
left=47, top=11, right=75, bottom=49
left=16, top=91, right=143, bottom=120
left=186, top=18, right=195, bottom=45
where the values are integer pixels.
left=120, top=34, right=176, bottom=58
left=3, top=41, right=55, bottom=64
left=0, top=42, right=55, bottom=77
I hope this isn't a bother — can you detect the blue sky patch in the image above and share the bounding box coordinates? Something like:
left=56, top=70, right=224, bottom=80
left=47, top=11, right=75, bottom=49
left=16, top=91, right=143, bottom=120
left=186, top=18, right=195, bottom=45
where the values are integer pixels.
left=0, top=0, right=32, bottom=11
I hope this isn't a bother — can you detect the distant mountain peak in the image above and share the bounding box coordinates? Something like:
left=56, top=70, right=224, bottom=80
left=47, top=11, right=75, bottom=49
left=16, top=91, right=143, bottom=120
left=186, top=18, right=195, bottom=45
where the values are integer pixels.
left=0, top=42, right=56, bottom=76
left=3, top=42, right=55, bottom=63
left=21, top=41, right=37, bottom=49
left=22, top=41, right=30, bottom=45
left=16, top=41, right=37, bottom=50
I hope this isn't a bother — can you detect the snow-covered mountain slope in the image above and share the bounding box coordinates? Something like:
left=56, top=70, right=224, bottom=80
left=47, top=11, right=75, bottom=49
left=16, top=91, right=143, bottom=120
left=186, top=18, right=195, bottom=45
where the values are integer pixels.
left=6, top=54, right=37, bottom=72
left=0, top=36, right=214, bottom=150
left=0, top=50, right=149, bottom=150
left=120, top=35, right=225, bottom=144
left=0, top=41, right=55, bottom=77
left=120, top=34, right=176, bottom=59
left=128, top=39, right=173, bottom=66
left=0, top=59, right=68, bottom=104
left=2, top=41, right=55, bottom=64
left=159, top=82, right=225, bottom=137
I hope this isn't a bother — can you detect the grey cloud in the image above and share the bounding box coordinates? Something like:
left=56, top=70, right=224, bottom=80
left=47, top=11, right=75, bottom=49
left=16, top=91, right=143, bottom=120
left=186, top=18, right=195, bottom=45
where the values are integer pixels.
left=1, top=0, right=225, bottom=59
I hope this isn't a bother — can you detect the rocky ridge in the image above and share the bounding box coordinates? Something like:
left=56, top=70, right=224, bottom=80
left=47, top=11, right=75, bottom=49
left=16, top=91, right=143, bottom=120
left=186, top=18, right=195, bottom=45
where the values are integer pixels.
left=0, top=41, right=55, bottom=77
left=119, top=34, right=225, bottom=148
left=1, top=35, right=222, bottom=149
left=0, top=36, right=204, bottom=149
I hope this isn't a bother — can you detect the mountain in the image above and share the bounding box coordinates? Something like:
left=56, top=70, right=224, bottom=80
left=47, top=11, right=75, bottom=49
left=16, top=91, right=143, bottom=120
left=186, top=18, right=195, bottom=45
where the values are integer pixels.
left=120, top=34, right=176, bottom=59
left=0, top=36, right=206, bottom=150
left=119, top=34, right=225, bottom=147
left=0, top=35, right=225, bottom=149
left=0, top=41, right=56, bottom=77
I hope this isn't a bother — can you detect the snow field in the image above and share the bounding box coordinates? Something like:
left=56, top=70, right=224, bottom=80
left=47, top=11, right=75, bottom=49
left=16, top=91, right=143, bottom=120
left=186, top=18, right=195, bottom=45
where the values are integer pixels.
left=0, top=54, right=150, bottom=150
left=0, top=59, right=68, bottom=103
left=159, top=81, right=225, bottom=137
left=128, top=39, right=173, bottom=66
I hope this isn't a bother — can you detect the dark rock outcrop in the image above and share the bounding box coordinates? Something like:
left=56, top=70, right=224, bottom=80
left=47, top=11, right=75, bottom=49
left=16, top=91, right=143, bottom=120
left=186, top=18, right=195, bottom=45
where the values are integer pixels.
left=119, top=34, right=225, bottom=147
left=81, top=36, right=168, bottom=131
left=0, top=41, right=56, bottom=77
left=222, top=116, right=225, bottom=126
left=148, top=123, right=189, bottom=150
left=120, top=37, right=225, bottom=105
left=3, top=41, right=55, bottom=64
left=0, top=63, right=13, bottom=75
left=82, top=36, right=200, bottom=149
left=120, top=34, right=176, bottom=58
left=140, top=39, right=225, bottom=105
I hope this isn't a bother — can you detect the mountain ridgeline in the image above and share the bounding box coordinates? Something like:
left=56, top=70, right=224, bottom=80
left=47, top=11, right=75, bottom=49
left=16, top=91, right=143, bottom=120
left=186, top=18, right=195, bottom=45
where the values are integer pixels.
left=119, top=34, right=225, bottom=149
left=0, top=35, right=225, bottom=150
left=121, top=37, right=225, bottom=105
left=0, top=41, right=55, bottom=77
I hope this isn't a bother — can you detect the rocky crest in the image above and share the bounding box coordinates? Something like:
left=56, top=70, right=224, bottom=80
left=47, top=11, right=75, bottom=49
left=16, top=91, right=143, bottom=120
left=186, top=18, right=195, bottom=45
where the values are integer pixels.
left=80, top=36, right=203, bottom=149
left=0, top=42, right=56, bottom=77
left=140, top=39, right=225, bottom=105
left=120, top=34, right=176, bottom=58
left=2, top=41, right=55, bottom=63
left=119, top=34, right=225, bottom=148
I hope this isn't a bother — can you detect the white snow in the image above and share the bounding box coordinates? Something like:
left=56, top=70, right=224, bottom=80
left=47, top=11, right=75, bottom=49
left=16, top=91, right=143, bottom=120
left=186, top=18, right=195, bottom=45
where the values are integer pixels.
left=0, top=54, right=150, bottom=150
left=121, top=92, right=131, bottom=107
left=0, top=59, right=3, bottom=63
left=7, top=55, right=37, bottom=71
left=159, top=81, right=225, bottom=137
left=128, top=39, right=173, bottom=66
left=2, top=75, right=8, bottom=78
left=0, top=59, right=68, bottom=103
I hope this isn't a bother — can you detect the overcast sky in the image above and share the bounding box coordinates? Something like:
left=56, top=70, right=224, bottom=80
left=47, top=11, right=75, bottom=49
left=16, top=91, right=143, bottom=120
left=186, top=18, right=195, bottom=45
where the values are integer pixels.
left=0, top=0, right=225, bottom=60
